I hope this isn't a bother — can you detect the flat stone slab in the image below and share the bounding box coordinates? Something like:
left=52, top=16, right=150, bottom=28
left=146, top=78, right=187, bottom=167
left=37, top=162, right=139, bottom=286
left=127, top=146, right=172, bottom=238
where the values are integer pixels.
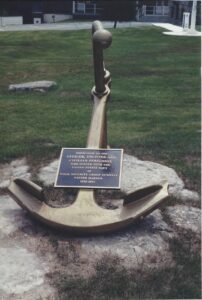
left=8, top=81, right=57, bottom=92
left=166, top=205, right=201, bottom=235
left=0, top=155, right=200, bottom=298
left=0, top=195, right=31, bottom=237
left=0, top=247, right=47, bottom=295
left=121, top=154, right=199, bottom=202
left=78, top=209, right=174, bottom=271
left=0, top=158, right=31, bottom=189
left=0, top=194, right=55, bottom=299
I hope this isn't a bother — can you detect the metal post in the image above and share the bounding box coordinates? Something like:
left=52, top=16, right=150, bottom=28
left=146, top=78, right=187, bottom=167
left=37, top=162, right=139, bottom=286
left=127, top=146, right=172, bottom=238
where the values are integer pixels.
left=94, top=4, right=96, bottom=16
left=190, top=0, right=197, bottom=32
left=72, top=1, right=75, bottom=14
left=182, top=12, right=190, bottom=31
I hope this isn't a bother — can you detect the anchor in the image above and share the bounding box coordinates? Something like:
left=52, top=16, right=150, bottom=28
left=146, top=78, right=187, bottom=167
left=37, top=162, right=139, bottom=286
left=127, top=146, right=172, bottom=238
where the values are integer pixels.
left=8, top=21, right=168, bottom=234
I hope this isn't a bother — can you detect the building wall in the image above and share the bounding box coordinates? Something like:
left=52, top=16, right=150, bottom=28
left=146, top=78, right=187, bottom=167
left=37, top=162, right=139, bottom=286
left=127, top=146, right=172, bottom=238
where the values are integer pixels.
left=0, top=0, right=200, bottom=25
left=0, top=0, right=73, bottom=24
left=44, top=14, right=72, bottom=23
left=43, top=0, right=72, bottom=14
left=72, top=1, right=136, bottom=20
left=1, top=16, right=23, bottom=26
left=137, top=0, right=201, bottom=24
left=136, top=0, right=170, bottom=22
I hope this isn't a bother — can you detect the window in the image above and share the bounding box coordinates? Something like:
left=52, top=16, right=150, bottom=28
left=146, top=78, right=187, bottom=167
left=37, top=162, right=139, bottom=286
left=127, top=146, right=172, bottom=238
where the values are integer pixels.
left=74, top=1, right=102, bottom=16
left=77, top=2, right=85, bottom=12
left=146, top=6, right=155, bottom=15
left=156, top=0, right=168, bottom=6
left=144, top=0, right=169, bottom=16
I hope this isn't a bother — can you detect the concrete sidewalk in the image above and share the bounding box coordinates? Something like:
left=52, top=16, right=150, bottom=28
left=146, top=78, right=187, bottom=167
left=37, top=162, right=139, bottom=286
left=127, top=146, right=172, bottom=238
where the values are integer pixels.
left=153, top=23, right=182, bottom=32
left=153, top=22, right=201, bottom=36
left=3, top=21, right=199, bottom=36
left=0, top=21, right=152, bottom=32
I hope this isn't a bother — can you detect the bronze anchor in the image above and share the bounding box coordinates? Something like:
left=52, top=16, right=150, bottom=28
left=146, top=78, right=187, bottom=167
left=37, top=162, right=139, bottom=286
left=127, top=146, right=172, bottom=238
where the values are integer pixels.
left=8, top=21, right=168, bottom=234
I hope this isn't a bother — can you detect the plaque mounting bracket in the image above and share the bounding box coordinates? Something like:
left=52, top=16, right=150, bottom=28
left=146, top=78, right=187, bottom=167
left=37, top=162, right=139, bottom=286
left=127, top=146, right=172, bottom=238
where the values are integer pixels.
left=8, top=21, right=168, bottom=234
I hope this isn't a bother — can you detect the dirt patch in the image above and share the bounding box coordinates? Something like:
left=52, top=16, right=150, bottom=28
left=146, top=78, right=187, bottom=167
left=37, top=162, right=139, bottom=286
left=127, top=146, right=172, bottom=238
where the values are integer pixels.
left=43, top=187, right=125, bottom=209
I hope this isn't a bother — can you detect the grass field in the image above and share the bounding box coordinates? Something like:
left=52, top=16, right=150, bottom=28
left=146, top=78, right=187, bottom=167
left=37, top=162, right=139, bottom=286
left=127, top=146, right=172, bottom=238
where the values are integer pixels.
left=0, top=27, right=200, bottom=193
left=0, top=26, right=201, bottom=299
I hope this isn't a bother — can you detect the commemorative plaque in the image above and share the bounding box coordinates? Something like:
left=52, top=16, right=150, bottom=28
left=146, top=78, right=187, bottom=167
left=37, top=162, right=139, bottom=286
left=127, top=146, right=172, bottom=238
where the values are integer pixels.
left=55, top=148, right=123, bottom=189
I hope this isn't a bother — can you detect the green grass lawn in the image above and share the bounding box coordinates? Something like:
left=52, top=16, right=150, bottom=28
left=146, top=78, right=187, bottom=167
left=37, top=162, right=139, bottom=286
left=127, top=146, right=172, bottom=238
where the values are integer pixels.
left=0, top=26, right=200, bottom=192
left=0, top=26, right=201, bottom=299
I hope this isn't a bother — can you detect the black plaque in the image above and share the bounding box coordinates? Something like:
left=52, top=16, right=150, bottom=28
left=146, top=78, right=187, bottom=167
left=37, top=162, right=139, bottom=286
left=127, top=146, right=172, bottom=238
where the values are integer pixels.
left=54, top=148, right=123, bottom=189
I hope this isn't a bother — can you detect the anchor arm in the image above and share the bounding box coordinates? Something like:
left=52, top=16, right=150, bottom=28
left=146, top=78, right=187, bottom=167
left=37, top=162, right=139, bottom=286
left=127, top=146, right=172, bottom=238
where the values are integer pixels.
left=13, top=178, right=45, bottom=201
left=123, top=184, right=163, bottom=205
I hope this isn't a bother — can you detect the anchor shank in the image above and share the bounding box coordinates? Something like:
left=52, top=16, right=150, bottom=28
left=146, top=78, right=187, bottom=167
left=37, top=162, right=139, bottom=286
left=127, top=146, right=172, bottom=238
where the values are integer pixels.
left=87, top=92, right=109, bottom=149
left=88, top=21, right=112, bottom=149
left=77, top=95, right=108, bottom=207
left=93, top=46, right=105, bottom=94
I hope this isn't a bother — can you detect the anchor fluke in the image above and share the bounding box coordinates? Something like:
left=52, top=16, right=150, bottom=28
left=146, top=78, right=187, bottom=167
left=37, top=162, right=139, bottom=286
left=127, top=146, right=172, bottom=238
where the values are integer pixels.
left=14, top=178, right=45, bottom=201
left=123, top=184, right=164, bottom=205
